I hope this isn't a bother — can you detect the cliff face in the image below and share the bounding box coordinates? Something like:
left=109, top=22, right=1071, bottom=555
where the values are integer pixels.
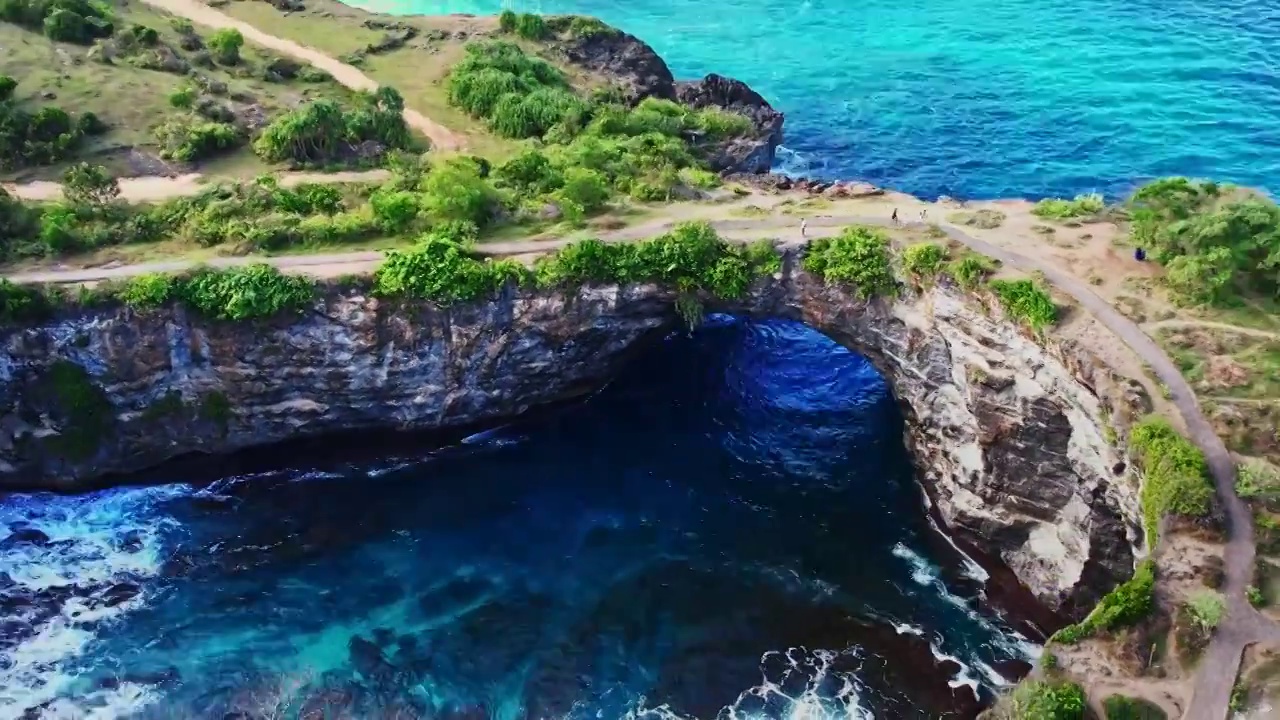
left=556, top=30, right=784, bottom=174
left=0, top=248, right=1148, bottom=621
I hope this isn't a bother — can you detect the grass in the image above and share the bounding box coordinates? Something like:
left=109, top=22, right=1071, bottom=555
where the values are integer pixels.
left=1153, top=325, right=1280, bottom=463
left=1051, top=559, right=1156, bottom=644
left=1032, top=192, right=1105, bottom=220
left=988, top=277, right=1057, bottom=331
left=0, top=0, right=355, bottom=181
left=218, top=1, right=555, bottom=160
left=946, top=208, right=1005, bottom=229
left=1129, top=415, right=1215, bottom=544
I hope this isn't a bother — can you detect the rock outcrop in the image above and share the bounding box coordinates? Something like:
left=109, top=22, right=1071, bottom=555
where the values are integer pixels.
left=555, top=27, right=784, bottom=174
left=0, top=247, right=1148, bottom=621
left=674, top=74, right=785, bottom=174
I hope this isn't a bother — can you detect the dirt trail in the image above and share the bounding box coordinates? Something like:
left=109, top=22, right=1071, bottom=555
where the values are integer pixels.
left=1145, top=319, right=1280, bottom=341
left=135, top=0, right=464, bottom=151
left=4, top=211, right=1272, bottom=719
left=2, top=169, right=391, bottom=202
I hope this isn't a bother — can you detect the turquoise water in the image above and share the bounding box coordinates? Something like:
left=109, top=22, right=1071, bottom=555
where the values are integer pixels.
left=350, top=0, right=1280, bottom=200
left=1, top=320, right=1036, bottom=719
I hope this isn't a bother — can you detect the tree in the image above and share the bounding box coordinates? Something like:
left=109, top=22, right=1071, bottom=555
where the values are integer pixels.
left=207, top=28, right=244, bottom=65
left=61, top=163, right=120, bottom=207
left=419, top=159, right=497, bottom=226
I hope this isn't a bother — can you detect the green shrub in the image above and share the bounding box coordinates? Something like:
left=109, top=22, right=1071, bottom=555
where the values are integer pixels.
left=419, top=158, right=499, bottom=227
left=693, top=107, right=752, bottom=139
left=565, top=16, right=617, bottom=39
left=493, top=149, right=564, bottom=194
left=988, top=277, right=1057, bottom=331
left=900, top=242, right=947, bottom=281
left=369, top=187, right=421, bottom=232
left=945, top=252, right=996, bottom=289
left=513, top=12, right=547, bottom=40
left=0, top=0, right=111, bottom=43
left=61, top=163, right=119, bottom=207
left=0, top=279, right=52, bottom=324
left=1103, top=695, right=1167, bottom=720
left=678, top=167, right=721, bottom=190
left=802, top=226, right=897, bottom=298
left=1126, top=177, right=1280, bottom=306
left=118, top=273, right=177, bottom=309
left=1248, top=585, right=1266, bottom=608
left=0, top=75, right=17, bottom=101
left=488, top=86, right=586, bottom=139
left=168, top=85, right=197, bottom=109
left=533, top=221, right=778, bottom=299
left=558, top=166, right=610, bottom=213
left=0, top=80, right=104, bottom=169
left=497, top=9, right=517, bottom=33
left=252, top=90, right=411, bottom=165
left=1010, top=680, right=1087, bottom=720
left=1051, top=559, right=1155, bottom=644
left=207, top=28, right=244, bottom=65
left=374, top=235, right=528, bottom=304
left=1129, top=415, right=1214, bottom=544
left=156, top=119, right=243, bottom=162
left=1032, top=193, right=1105, bottom=220
left=177, top=264, right=315, bottom=320
left=1186, top=590, right=1226, bottom=630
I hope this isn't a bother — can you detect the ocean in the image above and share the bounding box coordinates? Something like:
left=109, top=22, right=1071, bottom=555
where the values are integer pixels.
left=350, top=0, right=1280, bottom=200
left=0, top=319, right=1036, bottom=719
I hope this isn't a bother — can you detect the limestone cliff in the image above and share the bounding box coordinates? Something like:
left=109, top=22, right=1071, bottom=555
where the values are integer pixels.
left=0, top=248, right=1148, bottom=621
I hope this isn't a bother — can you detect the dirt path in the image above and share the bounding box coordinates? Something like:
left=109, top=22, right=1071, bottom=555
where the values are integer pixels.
left=3, top=211, right=1269, bottom=719
left=135, top=0, right=465, bottom=151
left=2, top=169, right=391, bottom=202
left=1145, top=319, right=1280, bottom=341
left=1085, top=678, right=1186, bottom=719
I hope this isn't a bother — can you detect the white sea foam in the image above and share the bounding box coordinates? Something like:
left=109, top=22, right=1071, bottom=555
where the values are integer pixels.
left=928, top=639, right=981, bottom=700
left=890, top=542, right=937, bottom=585
left=892, top=623, right=925, bottom=637
left=890, top=542, right=1040, bottom=680
left=0, top=485, right=191, bottom=720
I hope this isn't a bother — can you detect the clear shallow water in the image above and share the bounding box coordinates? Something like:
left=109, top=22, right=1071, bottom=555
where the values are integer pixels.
left=349, top=0, right=1280, bottom=200
left=1, top=318, right=1036, bottom=720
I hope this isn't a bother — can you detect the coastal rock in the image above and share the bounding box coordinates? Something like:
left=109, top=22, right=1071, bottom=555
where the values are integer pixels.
left=557, top=27, right=674, bottom=103
left=674, top=73, right=784, bottom=174
left=556, top=28, right=783, bottom=174
left=0, top=248, right=1144, bottom=621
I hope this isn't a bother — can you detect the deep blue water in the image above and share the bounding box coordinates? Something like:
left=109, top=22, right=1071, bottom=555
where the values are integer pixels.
left=351, top=0, right=1280, bottom=200
left=0, top=319, right=1035, bottom=719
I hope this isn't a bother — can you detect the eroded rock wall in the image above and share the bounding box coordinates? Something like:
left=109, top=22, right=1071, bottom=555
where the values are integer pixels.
left=0, top=248, right=1149, bottom=620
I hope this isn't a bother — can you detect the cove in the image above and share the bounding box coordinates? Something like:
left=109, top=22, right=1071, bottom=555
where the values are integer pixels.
left=349, top=0, right=1280, bottom=199
left=0, top=317, right=1036, bottom=719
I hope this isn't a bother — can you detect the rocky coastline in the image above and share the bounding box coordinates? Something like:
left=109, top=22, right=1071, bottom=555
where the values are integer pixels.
left=0, top=245, right=1148, bottom=627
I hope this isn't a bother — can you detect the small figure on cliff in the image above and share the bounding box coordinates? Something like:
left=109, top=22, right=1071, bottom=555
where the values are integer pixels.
left=1135, top=247, right=1147, bottom=262
left=800, top=218, right=808, bottom=238
left=920, top=209, right=928, bottom=222
left=891, top=208, right=899, bottom=225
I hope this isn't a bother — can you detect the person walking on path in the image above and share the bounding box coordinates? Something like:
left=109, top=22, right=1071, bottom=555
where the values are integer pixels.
left=891, top=209, right=899, bottom=225
left=800, top=218, right=808, bottom=238
left=920, top=209, right=928, bottom=222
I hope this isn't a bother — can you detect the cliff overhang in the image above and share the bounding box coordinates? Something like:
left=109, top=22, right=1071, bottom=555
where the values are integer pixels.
left=0, top=247, right=1150, bottom=624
